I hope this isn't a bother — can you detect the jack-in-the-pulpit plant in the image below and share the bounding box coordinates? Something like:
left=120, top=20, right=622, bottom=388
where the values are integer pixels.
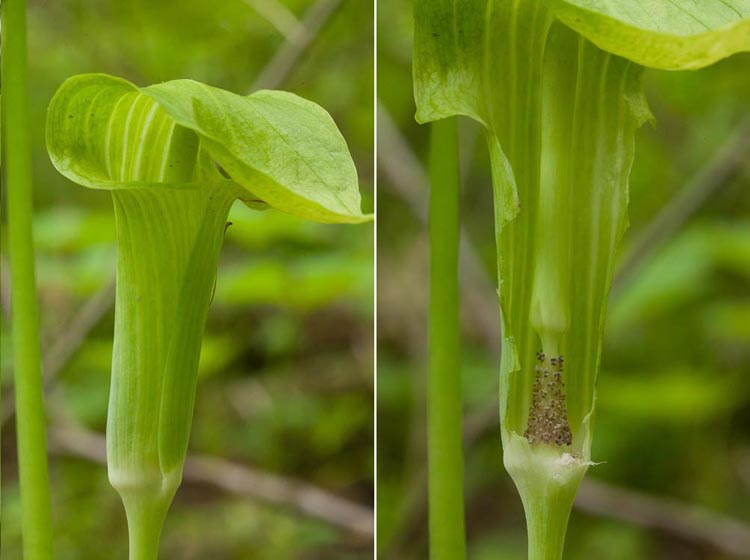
left=47, top=73, right=369, bottom=559
left=414, top=1, right=749, bottom=558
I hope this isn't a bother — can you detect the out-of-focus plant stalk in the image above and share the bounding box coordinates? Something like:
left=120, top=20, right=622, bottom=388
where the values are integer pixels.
left=427, top=117, right=466, bottom=560
left=1, top=0, right=55, bottom=557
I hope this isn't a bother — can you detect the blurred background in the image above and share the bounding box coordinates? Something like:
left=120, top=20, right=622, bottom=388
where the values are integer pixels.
left=377, top=2, right=750, bottom=559
left=1, top=0, right=373, bottom=558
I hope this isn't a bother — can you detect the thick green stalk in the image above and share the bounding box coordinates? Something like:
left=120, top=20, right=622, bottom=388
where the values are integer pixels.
left=123, top=491, right=174, bottom=560
left=427, top=117, right=466, bottom=560
left=1, top=0, right=55, bottom=557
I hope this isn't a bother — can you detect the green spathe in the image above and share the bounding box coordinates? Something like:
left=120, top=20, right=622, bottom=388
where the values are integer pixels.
left=414, top=1, right=748, bottom=558
left=416, top=0, right=649, bottom=461
left=47, top=73, right=369, bottom=559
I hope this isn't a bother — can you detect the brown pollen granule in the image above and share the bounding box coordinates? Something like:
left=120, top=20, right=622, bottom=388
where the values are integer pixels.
left=524, top=351, right=572, bottom=446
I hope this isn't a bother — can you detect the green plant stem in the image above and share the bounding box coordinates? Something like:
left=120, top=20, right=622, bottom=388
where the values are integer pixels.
left=524, top=488, right=574, bottom=560
left=1, top=0, right=55, bottom=557
left=122, top=491, right=174, bottom=560
left=427, top=117, right=466, bottom=560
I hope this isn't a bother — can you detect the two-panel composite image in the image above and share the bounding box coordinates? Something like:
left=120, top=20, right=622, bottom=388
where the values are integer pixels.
left=1, top=0, right=749, bottom=559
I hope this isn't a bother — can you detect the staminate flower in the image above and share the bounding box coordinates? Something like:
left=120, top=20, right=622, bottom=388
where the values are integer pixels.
left=525, top=352, right=572, bottom=447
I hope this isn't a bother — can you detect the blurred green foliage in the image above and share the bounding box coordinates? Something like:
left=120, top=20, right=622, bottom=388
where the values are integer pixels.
left=377, top=2, right=750, bottom=559
left=1, top=0, right=373, bottom=557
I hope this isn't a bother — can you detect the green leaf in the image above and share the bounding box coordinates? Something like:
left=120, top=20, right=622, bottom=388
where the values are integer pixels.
left=143, top=80, right=369, bottom=223
left=47, top=73, right=369, bottom=223
left=543, top=0, right=750, bottom=70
